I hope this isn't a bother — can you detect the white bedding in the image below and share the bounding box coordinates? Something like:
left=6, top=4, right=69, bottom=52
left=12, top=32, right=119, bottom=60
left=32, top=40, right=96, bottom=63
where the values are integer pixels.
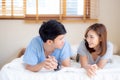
left=0, top=55, right=120, bottom=80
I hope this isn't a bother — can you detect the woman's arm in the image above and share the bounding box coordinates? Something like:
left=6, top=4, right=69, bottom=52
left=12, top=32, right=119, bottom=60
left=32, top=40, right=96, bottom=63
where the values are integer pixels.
left=97, top=59, right=108, bottom=69
left=79, top=55, right=89, bottom=68
left=79, top=55, right=97, bottom=77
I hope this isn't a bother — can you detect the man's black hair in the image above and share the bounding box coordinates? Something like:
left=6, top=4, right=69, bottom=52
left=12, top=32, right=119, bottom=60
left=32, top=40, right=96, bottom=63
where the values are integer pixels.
left=39, top=20, right=67, bottom=42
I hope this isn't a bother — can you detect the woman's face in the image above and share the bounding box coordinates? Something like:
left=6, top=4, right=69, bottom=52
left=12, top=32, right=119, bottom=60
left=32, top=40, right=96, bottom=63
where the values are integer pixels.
left=86, top=30, right=101, bottom=48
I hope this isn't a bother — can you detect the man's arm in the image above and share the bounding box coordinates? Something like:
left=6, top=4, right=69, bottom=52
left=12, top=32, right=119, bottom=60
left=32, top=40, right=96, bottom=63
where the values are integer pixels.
left=25, top=62, right=45, bottom=72
left=25, top=56, right=58, bottom=72
left=61, top=58, right=71, bottom=67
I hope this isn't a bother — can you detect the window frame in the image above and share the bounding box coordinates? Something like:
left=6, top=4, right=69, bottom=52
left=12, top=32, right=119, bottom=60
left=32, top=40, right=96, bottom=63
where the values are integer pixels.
left=0, top=0, right=98, bottom=22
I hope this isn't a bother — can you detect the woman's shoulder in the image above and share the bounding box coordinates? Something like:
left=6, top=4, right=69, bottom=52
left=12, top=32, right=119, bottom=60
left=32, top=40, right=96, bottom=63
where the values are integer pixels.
left=107, top=41, right=113, bottom=49
left=79, top=40, right=86, bottom=46
left=107, top=41, right=113, bottom=46
left=77, top=40, right=86, bottom=50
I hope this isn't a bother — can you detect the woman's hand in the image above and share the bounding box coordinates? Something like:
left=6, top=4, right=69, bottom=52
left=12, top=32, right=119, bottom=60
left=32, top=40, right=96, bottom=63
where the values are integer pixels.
left=85, top=64, right=98, bottom=77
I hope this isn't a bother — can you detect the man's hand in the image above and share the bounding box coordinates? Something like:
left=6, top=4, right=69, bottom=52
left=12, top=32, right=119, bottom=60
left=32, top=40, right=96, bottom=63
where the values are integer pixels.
left=44, top=56, right=58, bottom=70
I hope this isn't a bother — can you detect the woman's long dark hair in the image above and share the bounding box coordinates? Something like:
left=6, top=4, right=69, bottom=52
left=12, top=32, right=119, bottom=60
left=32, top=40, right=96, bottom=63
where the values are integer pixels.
left=84, top=23, right=107, bottom=56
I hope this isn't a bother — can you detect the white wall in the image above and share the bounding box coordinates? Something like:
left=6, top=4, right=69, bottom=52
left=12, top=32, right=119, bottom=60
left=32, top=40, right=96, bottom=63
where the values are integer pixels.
left=99, top=0, right=120, bottom=53
left=0, top=0, right=120, bottom=69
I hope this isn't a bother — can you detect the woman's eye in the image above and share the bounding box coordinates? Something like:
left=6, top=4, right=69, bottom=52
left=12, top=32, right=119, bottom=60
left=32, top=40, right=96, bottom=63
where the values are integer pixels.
left=90, top=36, right=94, bottom=38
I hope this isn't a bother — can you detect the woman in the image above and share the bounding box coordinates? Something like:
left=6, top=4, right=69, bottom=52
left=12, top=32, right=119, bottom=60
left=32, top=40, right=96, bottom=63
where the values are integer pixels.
left=77, top=23, right=113, bottom=77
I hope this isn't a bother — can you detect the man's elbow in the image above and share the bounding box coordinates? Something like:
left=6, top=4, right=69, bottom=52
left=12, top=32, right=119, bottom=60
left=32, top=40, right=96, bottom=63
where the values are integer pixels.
left=25, top=65, right=39, bottom=72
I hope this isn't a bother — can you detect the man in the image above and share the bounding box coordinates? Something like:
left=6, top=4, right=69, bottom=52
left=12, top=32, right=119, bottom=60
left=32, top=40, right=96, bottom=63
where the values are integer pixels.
left=23, top=20, right=73, bottom=72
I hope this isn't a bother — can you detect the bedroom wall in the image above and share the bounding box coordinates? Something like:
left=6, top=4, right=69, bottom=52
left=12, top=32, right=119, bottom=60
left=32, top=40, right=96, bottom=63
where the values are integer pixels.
left=0, top=0, right=120, bottom=69
left=99, top=0, right=120, bottom=54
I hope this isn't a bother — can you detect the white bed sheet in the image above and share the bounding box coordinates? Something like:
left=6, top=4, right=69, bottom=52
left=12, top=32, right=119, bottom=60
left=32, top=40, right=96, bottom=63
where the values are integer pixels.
left=0, top=55, right=120, bottom=80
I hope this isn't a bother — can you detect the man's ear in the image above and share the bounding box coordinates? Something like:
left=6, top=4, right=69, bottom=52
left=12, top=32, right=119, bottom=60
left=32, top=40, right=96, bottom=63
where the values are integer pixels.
left=46, top=40, right=53, bottom=45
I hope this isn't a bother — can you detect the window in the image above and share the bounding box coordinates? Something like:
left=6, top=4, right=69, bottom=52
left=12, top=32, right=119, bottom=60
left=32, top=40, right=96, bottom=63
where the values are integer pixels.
left=0, top=0, right=98, bottom=22
left=26, top=0, right=60, bottom=20
left=0, top=0, right=25, bottom=18
left=66, top=0, right=83, bottom=16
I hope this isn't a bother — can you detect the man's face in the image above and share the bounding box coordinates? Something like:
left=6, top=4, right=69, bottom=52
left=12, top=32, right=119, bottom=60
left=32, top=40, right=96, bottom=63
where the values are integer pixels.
left=53, top=34, right=65, bottom=49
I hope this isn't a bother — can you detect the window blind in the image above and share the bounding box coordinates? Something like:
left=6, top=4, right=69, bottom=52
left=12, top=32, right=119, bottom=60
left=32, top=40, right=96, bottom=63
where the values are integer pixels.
left=0, top=0, right=25, bottom=18
left=0, top=0, right=98, bottom=22
left=90, top=0, right=99, bottom=19
left=66, top=0, right=84, bottom=16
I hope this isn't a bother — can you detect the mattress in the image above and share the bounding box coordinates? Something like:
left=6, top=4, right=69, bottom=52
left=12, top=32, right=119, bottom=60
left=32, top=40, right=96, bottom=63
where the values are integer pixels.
left=0, top=55, right=120, bottom=80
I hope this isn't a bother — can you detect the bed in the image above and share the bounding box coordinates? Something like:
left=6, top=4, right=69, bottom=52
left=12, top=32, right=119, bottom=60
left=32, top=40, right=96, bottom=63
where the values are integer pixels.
left=0, top=54, right=120, bottom=80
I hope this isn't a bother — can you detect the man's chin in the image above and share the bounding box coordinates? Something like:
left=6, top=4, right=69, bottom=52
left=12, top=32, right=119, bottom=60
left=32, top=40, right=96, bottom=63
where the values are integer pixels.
left=57, top=46, right=63, bottom=49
